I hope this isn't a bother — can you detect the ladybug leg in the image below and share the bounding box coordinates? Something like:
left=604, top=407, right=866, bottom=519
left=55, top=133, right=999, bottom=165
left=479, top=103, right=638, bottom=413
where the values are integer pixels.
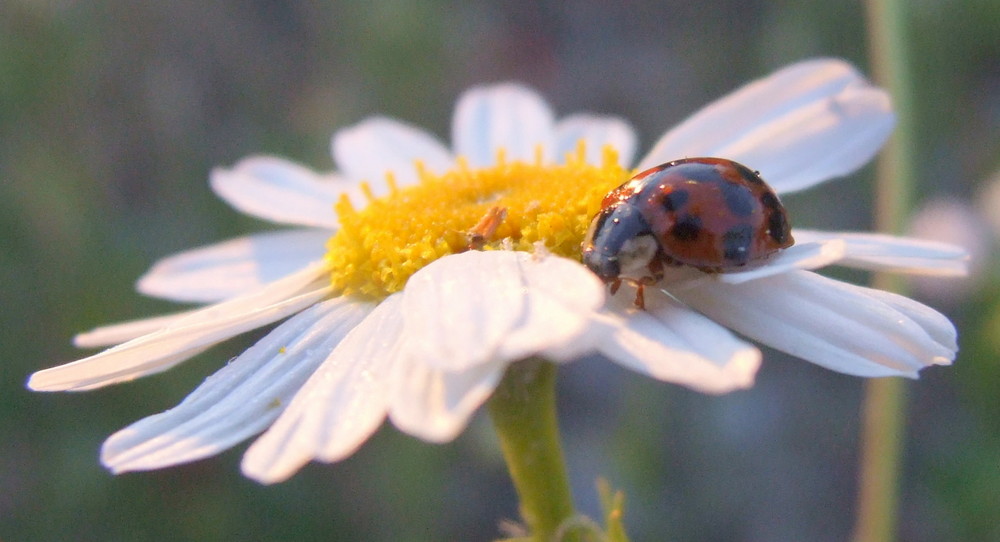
left=465, top=206, right=507, bottom=251
left=609, top=279, right=623, bottom=296
left=608, top=278, right=645, bottom=310
left=626, top=256, right=665, bottom=310
left=647, top=256, right=666, bottom=282
left=634, top=283, right=646, bottom=310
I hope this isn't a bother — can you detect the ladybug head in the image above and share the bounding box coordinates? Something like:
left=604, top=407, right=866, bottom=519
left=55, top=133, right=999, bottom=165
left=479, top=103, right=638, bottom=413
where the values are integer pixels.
left=582, top=202, right=660, bottom=284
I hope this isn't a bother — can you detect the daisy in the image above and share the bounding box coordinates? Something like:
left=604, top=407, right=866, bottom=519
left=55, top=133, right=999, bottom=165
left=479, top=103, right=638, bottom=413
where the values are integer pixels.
left=28, top=58, right=964, bottom=485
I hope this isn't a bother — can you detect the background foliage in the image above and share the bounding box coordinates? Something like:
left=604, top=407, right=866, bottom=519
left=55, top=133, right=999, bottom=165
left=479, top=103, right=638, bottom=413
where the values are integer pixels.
left=2, top=1, right=997, bottom=540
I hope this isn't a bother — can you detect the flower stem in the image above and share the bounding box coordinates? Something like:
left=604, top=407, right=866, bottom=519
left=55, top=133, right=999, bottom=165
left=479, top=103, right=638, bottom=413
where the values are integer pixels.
left=855, top=1, right=916, bottom=541
left=488, top=359, right=578, bottom=541
left=854, top=378, right=907, bottom=542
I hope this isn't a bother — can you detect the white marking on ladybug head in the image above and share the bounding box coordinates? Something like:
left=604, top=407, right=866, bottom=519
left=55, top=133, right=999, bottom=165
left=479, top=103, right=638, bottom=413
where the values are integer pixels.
left=617, top=234, right=659, bottom=279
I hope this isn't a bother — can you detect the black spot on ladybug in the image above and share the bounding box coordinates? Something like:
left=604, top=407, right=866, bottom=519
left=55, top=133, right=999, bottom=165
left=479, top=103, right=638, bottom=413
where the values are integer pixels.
left=672, top=215, right=702, bottom=241
left=722, top=224, right=753, bottom=264
left=758, top=192, right=790, bottom=244
left=759, top=192, right=782, bottom=213
left=768, top=209, right=790, bottom=244
left=660, top=189, right=689, bottom=212
left=735, top=163, right=765, bottom=185
left=720, top=182, right=754, bottom=217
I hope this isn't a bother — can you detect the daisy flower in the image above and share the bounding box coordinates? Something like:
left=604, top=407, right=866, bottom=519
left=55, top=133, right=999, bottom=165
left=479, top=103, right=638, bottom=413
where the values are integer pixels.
left=28, top=58, right=964, bottom=484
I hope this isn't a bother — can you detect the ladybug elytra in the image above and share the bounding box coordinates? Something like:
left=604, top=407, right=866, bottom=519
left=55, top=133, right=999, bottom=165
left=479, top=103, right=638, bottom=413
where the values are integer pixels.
left=582, top=157, right=794, bottom=289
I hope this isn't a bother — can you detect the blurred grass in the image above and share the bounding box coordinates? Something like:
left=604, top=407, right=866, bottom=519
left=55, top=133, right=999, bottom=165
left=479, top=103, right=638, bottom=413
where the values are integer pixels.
left=1, top=1, right=997, bottom=540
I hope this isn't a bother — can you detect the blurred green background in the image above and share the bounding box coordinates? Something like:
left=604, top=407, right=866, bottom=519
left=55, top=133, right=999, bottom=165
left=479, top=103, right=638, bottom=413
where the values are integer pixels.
left=2, top=1, right=998, bottom=540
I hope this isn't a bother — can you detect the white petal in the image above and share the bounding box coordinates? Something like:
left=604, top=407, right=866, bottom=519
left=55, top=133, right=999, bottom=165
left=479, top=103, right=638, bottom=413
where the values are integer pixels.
left=717, top=85, right=893, bottom=193
left=711, top=239, right=847, bottom=284
left=101, top=298, right=371, bottom=473
left=792, top=229, right=969, bottom=276
left=389, top=359, right=505, bottom=443
left=555, top=114, right=638, bottom=166
left=210, top=156, right=345, bottom=229
left=653, top=240, right=846, bottom=293
left=595, top=288, right=760, bottom=394
left=674, top=270, right=957, bottom=378
left=861, top=287, right=959, bottom=353
left=640, top=59, right=862, bottom=167
left=28, top=263, right=331, bottom=391
left=452, top=83, right=556, bottom=167
left=400, top=252, right=524, bottom=371
left=386, top=251, right=606, bottom=441
left=137, top=230, right=330, bottom=303
left=241, top=295, right=404, bottom=484
left=401, top=251, right=604, bottom=371
left=637, top=58, right=894, bottom=193
left=493, top=252, right=607, bottom=362
left=331, top=116, right=453, bottom=191
left=74, top=310, right=199, bottom=348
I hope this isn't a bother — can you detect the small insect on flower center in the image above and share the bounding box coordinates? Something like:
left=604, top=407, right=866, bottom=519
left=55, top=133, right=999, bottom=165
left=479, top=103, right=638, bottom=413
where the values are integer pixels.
left=326, top=145, right=631, bottom=300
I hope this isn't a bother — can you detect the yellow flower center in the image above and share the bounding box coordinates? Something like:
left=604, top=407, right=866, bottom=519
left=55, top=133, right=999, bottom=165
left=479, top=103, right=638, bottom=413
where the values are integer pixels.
left=326, top=145, right=631, bottom=300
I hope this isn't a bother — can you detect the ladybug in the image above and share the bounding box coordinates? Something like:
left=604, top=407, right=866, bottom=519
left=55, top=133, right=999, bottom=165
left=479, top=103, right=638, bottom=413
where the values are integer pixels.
left=582, top=157, right=794, bottom=294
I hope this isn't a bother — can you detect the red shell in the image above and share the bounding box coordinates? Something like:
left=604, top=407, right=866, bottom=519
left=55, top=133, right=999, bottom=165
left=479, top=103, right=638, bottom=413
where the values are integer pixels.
left=582, top=157, right=794, bottom=282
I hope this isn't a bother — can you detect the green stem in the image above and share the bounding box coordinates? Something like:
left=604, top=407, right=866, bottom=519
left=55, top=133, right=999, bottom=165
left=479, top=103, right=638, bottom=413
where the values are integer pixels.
left=867, top=0, right=916, bottom=228
left=488, top=359, right=578, bottom=542
left=854, top=378, right=907, bottom=542
left=854, top=1, right=916, bottom=541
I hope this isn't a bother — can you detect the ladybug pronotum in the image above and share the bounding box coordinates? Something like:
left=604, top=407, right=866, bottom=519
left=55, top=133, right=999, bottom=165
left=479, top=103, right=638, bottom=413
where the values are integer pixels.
left=582, top=157, right=794, bottom=291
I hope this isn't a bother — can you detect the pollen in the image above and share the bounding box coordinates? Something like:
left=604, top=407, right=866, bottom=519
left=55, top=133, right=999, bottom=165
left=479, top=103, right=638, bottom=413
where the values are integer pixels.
left=326, top=145, right=631, bottom=299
